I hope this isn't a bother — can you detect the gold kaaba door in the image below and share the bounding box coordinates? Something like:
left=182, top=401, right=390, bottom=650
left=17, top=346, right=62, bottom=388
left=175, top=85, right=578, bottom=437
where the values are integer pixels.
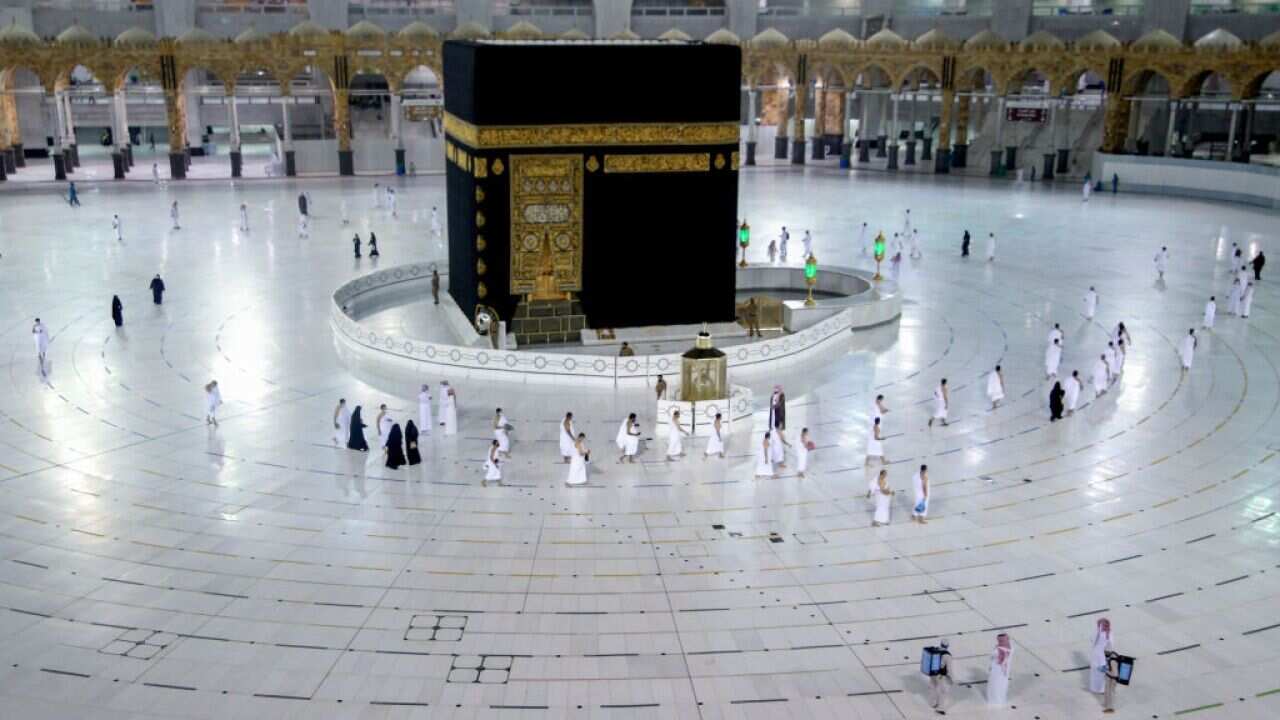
left=509, top=154, right=584, bottom=301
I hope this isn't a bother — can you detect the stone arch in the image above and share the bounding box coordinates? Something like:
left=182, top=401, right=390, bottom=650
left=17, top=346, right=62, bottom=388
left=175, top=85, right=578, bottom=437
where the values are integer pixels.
left=1241, top=67, right=1280, bottom=99
left=955, top=64, right=998, bottom=95
left=1055, top=65, right=1108, bottom=96
left=849, top=62, right=894, bottom=89
left=896, top=63, right=942, bottom=91
left=1177, top=67, right=1233, bottom=101
left=1121, top=67, right=1174, bottom=98
left=1006, top=66, right=1051, bottom=95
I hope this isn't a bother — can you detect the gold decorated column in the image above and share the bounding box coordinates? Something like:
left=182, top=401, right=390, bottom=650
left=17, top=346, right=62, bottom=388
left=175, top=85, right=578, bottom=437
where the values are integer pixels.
left=936, top=87, right=954, bottom=172
left=334, top=88, right=351, bottom=152
left=1102, top=93, right=1130, bottom=154
left=954, top=93, right=971, bottom=145
left=160, top=53, right=186, bottom=179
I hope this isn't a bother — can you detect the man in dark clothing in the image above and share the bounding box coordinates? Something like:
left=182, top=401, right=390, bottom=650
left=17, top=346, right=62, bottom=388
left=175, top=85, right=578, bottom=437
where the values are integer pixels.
left=1253, top=251, right=1265, bottom=281
left=431, top=269, right=440, bottom=305
left=298, top=193, right=308, bottom=217
left=149, top=274, right=165, bottom=304
left=961, top=230, right=971, bottom=258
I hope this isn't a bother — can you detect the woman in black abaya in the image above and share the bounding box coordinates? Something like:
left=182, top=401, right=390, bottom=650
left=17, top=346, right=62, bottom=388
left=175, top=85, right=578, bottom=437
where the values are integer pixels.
left=405, top=420, right=422, bottom=465
left=348, top=405, right=369, bottom=451
left=111, top=295, right=123, bottom=327
left=385, top=422, right=406, bottom=469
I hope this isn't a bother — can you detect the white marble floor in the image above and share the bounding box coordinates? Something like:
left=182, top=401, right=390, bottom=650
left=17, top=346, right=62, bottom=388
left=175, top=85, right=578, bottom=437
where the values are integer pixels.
left=0, top=166, right=1277, bottom=720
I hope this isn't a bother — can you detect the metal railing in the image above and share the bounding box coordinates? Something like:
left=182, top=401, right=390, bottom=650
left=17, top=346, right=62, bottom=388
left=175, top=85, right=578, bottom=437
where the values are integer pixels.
left=505, top=5, right=594, bottom=16
left=1191, top=1, right=1280, bottom=13
left=1032, top=1, right=1144, bottom=16
left=632, top=5, right=727, bottom=15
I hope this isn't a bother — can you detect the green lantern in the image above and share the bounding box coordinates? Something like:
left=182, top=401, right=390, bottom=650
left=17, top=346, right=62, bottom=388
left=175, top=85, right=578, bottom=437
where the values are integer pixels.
left=738, top=219, right=751, bottom=267
left=804, top=253, right=818, bottom=307
left=873, top=231, right=886, bottom=281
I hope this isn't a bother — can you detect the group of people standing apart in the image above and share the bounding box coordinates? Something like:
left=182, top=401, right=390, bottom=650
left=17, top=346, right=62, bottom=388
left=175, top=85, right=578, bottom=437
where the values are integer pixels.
left=332, top=381, right=458, bottom=471
left=754, top=386, right=815, bottom=481
left=926, top=617, right=1121, bottom=715
left=865, top=394, right=933, bottom=527
left=1042, top=319, right=1132, bottom=421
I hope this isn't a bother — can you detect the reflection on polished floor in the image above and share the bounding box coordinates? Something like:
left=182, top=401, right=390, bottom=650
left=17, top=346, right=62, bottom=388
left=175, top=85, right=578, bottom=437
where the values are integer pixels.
left=0, top=167, right=1277, bottom=719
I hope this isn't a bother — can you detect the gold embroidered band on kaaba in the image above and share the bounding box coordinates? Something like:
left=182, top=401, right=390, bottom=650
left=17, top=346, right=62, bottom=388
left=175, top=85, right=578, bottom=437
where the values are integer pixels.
left=444, top=112, right=739, bottom=149
left=603, top=154, right=710, bottom=173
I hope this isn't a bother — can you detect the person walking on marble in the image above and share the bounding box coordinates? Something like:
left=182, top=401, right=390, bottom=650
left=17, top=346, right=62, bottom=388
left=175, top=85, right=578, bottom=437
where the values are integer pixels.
left=902, top=208, right=912, bottom=238
left=866, top=416, right=886, bottom=465
left=1065, top=370, right=1083, bottom=415
left=909, top=228, right=922, bottom=259
left=1082, top=176, right=1092, bottom=202
left=372, top=183, right=383, bottom=209
left=666, top=409, right=688, bottom=461
left=1048, top=322, right=1064, bottom=348
left=559, top=412, right=577, bottom=463
left=204, top=380, right=222, bottom=426
left=439, top=381, right=458, bottom=435
left=928, top=638, right=953, bottom=714
left=872, top=394, right=889, bottom=423
left=1045, top=341, right=1062, bottom=381
left=152, top=162, right=161, bottom=184
left=801, top=229, right=813, bottom=260
left=1103, top=342, right=1119, bottom=383
left=149, top=274, right=165, bottom=305
left=986, top=233, right=996, bottom=262
left=1089, top=618, right=1115, bottom=698
left=987, top=633, right=1014, bottom=706
left=911, top=464, right=930, bottom=524
left=1179, top=329, right=1197, bottom=372
left=347, top=406, right=369, bottom=452
left=987, top=365, right=1005, bottom=409
left=333, top=398, right=350, bottom=445
left=1113, top=322, right=1131, bottom=349
left=493, top=408, right=512, bottom=457
left=368, top=232, right=380, bottom=258
left=352, top=234, right=362, bottom=259
left=766, top=236, right=777, bottom=265
left=872, top=469, right=894, bottom=526
left=384, top=422, right=406, bottom=470
left=961, top=229, right=971, bottom=258
left=795, top=427, right=813, bottom=478
left=386, top=187, right=398, bottom=218
left=566, top=433, right=589, bottom=487
left=418, top=384, right=433, bottom=436
left=67, top=181, right=80, bottom=207
left=705, top=413, right=726, bottom=459
left=431, top=206, right=443, bottom=241
left=113, top=214, right=123, bottom=242
left=1203, top=296, right=1217, bottom=329
left=928, top=379, right=949, bottom=427
left=1153, top=246, right=1169, bottom=281
left=483, top=439, right=502, bottom=487
left=1092, top=354, right=1110, bottom=398
left=1049, top=381, right=1065, bottom=421
left=239, top=202, right=249, bottom=232
left=1084, top=286, right=1098, bottom=320
left=32, top=319, right=49, bottom=377
left=755, top=432, right=776, bottom=478
left=1241, top=281, right=1255, bottom=319
left=1252, top=250, right=1265, bottom=280
left=779, top=226, right=790, bottom=263
left=170, top=201, right=180, bottom=230
left=376, top=404, right=391, bottom=448
left=859, top=222, right=869, bottom=256
left=111, top=295, right=123, bottom=328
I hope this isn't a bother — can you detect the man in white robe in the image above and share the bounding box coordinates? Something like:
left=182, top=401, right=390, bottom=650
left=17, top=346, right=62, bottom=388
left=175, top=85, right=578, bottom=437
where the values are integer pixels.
left=928, top=379, right=949, bottom=427
left=239, top=203, right=249, bottom=232
left=376, top=404, right=391, bottom=447
left=779, top=226, right=789, bottom=263
left=32, top=319, right=49, bottom=372
left=1082, top=178, right=1092, bottom=201
left=1153, top=246, right=1169, bottom=280
left=387, top=187, right=398, bottom=218
left=1045, top=338, right=1062, bottom=379
left=1203, top=296, right=1216, bottom=328
left=986, top=233, right=996, bottom=262
left=430, top=206, right=443, bottom=240
left=439, top=381, right=458, bottom=435
left=1084, top=286, right=1098, bottom=320
left=902, top=208, right=912, bottom=237
left=1047, top=323, right=1064, bottom=348
left=418, top=384, right=433, bottom=435
left=1092, top=356, right=1110, bottom=397
left=987, top=366, right=1005, bottom=409
left=859, top=222, right=869, bottom=256
left=1064, top=370, right=1082, bottom=414
left=1241, top=282, right=1255, bottom=318
left=1227, top=278, right=1242, bottom=315
left=801, top=230, right=813, bottom=259
left=170, top=201, right=180, bottom=230
left=333, top=398, right=350, bottom=445
left=1179, top=329, right=1196, bottom=371
left=909, top=229, right=922, bottom=259
left=112, top=215, right=123, bottom=242
left=373, top=183, right=382, bottom=208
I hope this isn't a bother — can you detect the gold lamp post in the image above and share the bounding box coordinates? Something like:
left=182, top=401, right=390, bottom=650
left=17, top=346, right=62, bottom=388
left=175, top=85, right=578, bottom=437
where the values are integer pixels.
left=804, top=253, right=818, bottom=307
left=738, top=219, right=751, bottom=267
left=873, top=231, right=886, bottom=281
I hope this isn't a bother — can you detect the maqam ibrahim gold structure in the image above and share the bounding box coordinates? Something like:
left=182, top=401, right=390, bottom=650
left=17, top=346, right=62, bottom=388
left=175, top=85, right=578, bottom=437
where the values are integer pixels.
left=2, top=20, right=1279, bottom=172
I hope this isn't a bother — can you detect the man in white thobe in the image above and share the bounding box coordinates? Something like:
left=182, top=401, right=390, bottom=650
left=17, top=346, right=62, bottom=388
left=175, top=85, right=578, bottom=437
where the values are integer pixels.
left=859, top=222, right=869, bottom=256
left=32, top=319, right=50, bottom=373
left=1203, top=297, right=1216, bottom=328
left=1179, top=329, right=1197, bottom=371
left=112, top=215, right=123, bottom=242
left=779, top=226, right=789, bottom=263
left=1153, top=246, right=1169, bottom=280
left=1104, top=342, right=1119, bottom=382
left=1092, top=356, right=1109, bottom=397
left=333, top=398, right=350, bottom=445
left=1082, top=178, right=1092, bottom=201
left=801, top=230, right=813, bottom=260
left=240, top=203, right=249, bottom=232
left=986, top=233, right=996, bottom=262
left=909, top=229, right=922, bottom=259
left=902, top=208, right=912, bottom=237
left=170, top=202, right=180, bottom=230
left=152, top=162, right=160, bottom=184
left=387, top=187, right=398, bottom=218
left=1227, top=278, right=1242, bottom=315
left=1065, top=371, right=1082, bottom=414
left=376, top=404, right=390, bottom=447
left=1045, top=338, right=1062, bottom=379
left=418, top=384, right=433, bottom=435
left=1047, top=323, right=1064, bottom=348
left=1084, top=286, right=1098, bottom=320
left=430, top=207, right=443, bottom=240
left=373, top=183, right=382, bottom=208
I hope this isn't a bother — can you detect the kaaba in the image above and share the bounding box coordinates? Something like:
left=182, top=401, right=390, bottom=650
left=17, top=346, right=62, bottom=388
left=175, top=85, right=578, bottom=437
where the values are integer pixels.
left=443, top=40, right=741, bottom=344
